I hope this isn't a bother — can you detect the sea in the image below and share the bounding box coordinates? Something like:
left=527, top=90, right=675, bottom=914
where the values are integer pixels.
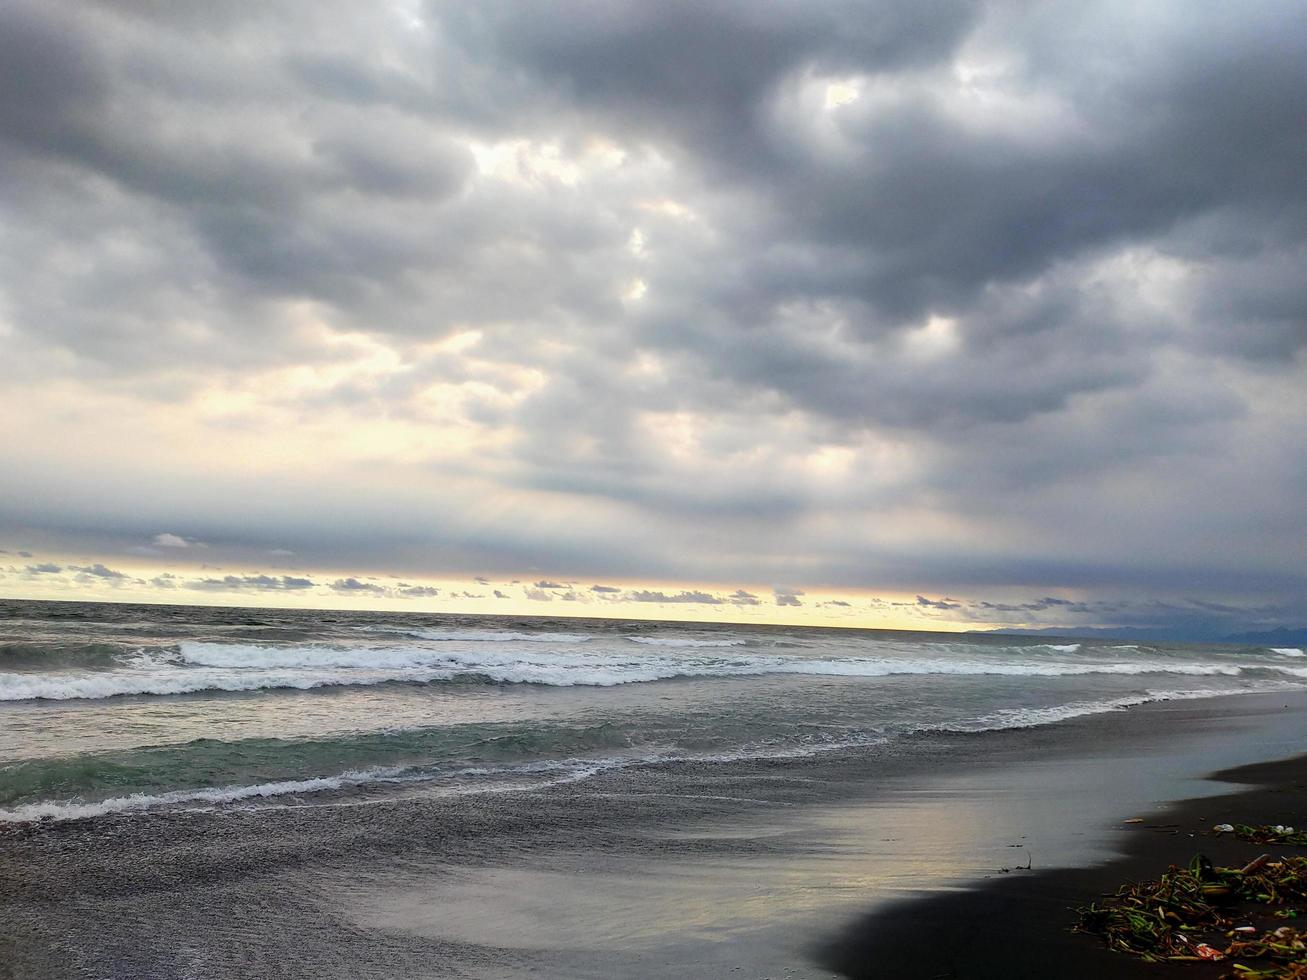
left=2, top=598, right=1305, bottom=826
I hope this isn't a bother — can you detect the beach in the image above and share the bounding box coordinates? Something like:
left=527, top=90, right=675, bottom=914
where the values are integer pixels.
left=4, top=669, right=1306, bottom=978
left=5, top=0, right=1305, bottom=975
left=821, top=727, right=1307, bottom=979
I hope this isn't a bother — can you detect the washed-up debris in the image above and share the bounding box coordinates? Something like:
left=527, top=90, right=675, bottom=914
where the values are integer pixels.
left=1214, top=825, right=1307, bottom=847
left=1076, top=854, right=1307, bottom=977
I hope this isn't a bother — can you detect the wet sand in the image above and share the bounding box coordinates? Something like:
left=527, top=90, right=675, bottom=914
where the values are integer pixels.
left=818, top=752, right=1307, bottom=979
left=3, top=691, right=1307, bottom=978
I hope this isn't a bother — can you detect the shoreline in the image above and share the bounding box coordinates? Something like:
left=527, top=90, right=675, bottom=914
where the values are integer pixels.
left=3, top=690, right=1307, bottom=978
left=2, top=683, right=1295, bottom=827
left=818, top=753, right=1307, bottom=979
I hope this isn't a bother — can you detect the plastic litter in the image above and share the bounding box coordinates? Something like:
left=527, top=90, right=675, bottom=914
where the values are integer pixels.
left=1217, top=823, right=1307, bottom=846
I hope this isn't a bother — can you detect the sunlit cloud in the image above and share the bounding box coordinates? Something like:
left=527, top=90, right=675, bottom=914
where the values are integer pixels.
left=0, top=0, right=1303, bottom=636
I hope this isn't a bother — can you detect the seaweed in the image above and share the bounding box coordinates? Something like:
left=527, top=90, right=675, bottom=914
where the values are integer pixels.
left=1076, top=855, right=1307, bottom=978
left=1215, top=825, right=1307, bottom=848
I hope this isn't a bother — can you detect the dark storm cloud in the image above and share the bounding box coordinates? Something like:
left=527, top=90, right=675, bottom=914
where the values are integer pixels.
left=439, top=0, right=1307, bottom=342
left=0, top=0, right=1304, bottom=629
left=908, top=591, right=1307, bottom=641
left=437, top=1, right=980, bottom=148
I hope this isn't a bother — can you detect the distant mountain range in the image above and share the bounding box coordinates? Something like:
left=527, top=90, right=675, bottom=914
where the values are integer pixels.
left=979, top=625, right=1307, bottom=645
left=1220, top=627, right=1307, bottom=646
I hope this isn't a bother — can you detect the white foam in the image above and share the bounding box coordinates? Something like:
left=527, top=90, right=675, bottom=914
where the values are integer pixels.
left=626, top=637, right=748, bottom=648
left=7, top=682, right=1304, bottom=824
left=413, top=630, right=594, bottom=643
left=5, top=640, right=1305, bottom=701
left=1272, top=648, right=1305, bottom=657
left=950, top=689, right=1216, bottom=732
left=1034, top=643, right=1082, bottom=653
left=0, top=767, right=414, bottom=823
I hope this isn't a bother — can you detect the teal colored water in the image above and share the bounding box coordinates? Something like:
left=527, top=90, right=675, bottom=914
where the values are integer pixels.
left=1, top=599, right=1303, bottom=822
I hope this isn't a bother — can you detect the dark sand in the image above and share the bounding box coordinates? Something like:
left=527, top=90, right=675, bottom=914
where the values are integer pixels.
left=818, top=752, right=1307, bottom=979
left=3, top=691, right=1306, bottom=978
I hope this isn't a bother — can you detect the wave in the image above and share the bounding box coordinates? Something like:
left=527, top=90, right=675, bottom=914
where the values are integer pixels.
left=8, top=684, right=1297, bottom=824
left=0, top=755, right=637, bottom=824
left=0, top=642, right=130, bottom=671
left=626, top=637, right=747, bottom=648
left=943, top=687, right=1268, bottom=732
left=0, top=767, right=416, bottom=823
left=1272, top=648, right=1305, bottom=657
left=412, top=629, right=593, bottom=644
left=5, top=642, right=1306, bottom=702
left=0, top=666, right=468, bottom=701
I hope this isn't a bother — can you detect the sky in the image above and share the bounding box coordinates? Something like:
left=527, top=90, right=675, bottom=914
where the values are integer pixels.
left=1, top=1, right=1304, bottom=637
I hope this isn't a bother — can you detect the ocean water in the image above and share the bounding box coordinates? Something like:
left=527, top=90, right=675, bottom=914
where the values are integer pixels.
left=2, top=599, right=1304, bottom=825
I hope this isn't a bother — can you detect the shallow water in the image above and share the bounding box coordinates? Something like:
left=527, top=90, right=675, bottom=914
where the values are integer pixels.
left=2, top=598, right=1304, bottom=822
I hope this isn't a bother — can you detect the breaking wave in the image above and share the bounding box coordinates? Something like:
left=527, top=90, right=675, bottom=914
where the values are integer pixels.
left=5, top=684, right=1293, bottom=824
left=0, top=767, right=417, bottom=824
left=2, top=639, right=1304, bottom=701
left=626, top=637, right=748, bottom=648
left=411, top=629, right=594, bottom=644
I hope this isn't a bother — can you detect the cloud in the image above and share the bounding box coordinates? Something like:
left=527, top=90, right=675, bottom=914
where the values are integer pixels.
left=0, top=0, right=1303, bottom=625
left=626, top=589, right=723, bottom=605
left=728, top=589, right=761, bottom=606
left=398, top=584, right=440, bottom=597
left=493, top=590, right=509, bottom=599
left=24, top=563, right=62, bottom=574
left=916, top=594, right=962, bottom=611
left=69, top=563, right=127, bottom=579
left=186, top=574, right=315, bottom=591
left=773, top=587, right=804, bottom=608
left=533, top=580, right=567, bottom=589
left=331, top=577, right=385, bottom=593
left=590, top=584, right=621, bottom=593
